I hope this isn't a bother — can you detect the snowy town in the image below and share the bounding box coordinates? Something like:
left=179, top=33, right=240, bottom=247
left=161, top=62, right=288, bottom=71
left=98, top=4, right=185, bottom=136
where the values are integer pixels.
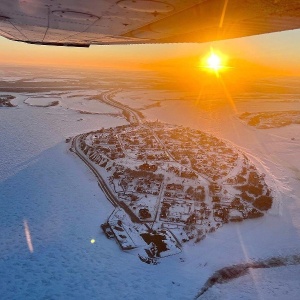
left=71, top=121, right=273, bottom=263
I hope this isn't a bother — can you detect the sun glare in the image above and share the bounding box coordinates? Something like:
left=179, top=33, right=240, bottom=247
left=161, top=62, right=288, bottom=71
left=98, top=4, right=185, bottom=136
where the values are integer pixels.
left=200, top=48, right=227, bottom=74
left=207, top=53, right=221, bottom=71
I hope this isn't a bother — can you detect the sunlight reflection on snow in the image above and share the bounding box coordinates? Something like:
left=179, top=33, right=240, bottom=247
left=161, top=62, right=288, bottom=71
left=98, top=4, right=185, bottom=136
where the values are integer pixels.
left=237, top=226, right=264, bottom=300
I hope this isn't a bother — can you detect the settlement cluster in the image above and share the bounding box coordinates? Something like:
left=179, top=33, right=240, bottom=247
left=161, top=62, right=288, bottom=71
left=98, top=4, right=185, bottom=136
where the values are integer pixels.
left=75, top=122, right=273, bottom=262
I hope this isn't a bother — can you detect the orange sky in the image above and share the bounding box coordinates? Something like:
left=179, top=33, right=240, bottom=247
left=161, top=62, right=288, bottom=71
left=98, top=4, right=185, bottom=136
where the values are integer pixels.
left=0, top=29, right=300, bottom=74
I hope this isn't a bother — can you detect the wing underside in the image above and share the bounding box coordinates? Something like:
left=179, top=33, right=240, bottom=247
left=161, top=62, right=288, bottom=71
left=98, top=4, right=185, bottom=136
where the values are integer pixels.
left=0, top=0, right=299, bottom=47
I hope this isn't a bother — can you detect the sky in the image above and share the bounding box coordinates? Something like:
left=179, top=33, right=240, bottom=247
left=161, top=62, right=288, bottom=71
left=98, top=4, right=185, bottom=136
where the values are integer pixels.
left=0, top=28, right=300, bottom=74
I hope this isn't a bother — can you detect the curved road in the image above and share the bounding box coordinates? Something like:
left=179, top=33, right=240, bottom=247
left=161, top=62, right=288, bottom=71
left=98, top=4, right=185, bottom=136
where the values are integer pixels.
left=100, top=89, right=143, bottom=125
left=71, top=134, right=142, bottom=223
left=70, top=89, right=144, bottom=209
left=70, top=89, right=218, bottom=226
left=71, top=136, right=119, bottom=208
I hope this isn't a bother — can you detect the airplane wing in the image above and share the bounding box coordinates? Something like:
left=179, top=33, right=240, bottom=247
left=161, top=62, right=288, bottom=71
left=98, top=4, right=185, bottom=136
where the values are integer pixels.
left=0, top=0, right=299, bottom=47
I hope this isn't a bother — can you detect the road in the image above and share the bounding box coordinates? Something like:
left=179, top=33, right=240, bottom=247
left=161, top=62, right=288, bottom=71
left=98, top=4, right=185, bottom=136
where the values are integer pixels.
left=100, top=89, right=143, bottom=125
left=71, top=134, right=143, bottom=223
left=71, top=89, right=210, bottom=226
left=71, top=135, right=119, bottom=208
left=70, top=89, right=146, bottom=223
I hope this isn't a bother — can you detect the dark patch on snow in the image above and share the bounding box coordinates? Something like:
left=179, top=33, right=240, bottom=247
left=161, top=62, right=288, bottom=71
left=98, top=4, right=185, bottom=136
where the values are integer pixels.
left=195, top=254, right=300, bottom=299
left=0, top=95, right=16, bottom=107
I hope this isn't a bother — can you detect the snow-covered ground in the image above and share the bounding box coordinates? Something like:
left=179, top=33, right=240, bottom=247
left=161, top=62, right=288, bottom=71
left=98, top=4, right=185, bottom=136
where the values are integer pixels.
left=200, top=265, right=300, bottom=300
left=114, top=89, right=187, bottom=110
left=0, top=91, right=201, bottom=300
left=24, top=97, right=61, bottom=107
left=1, top=71, right=300, bottom=299
left=0, top=76, right=25, bottom=82
left=141, top=86, right=300, bottom=298
left=61, top=94, right=120, bottom=114
left=22, top=78, right=75, bottom=83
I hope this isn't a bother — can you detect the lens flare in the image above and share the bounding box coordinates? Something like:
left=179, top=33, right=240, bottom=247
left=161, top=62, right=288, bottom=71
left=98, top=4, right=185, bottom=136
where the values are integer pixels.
left=23, top=219, right=34, bottom=253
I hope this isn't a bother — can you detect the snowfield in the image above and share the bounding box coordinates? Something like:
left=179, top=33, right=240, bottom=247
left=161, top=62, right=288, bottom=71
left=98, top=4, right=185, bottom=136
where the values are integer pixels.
left=61, top=94, right=121, bottom=115
left=0, top=91, right=200, bottom=300
left=200, top=265, right=300, bottom=300
left=24, top=97, right=61, bottom=107
left=1, top=72, right=300, bottom=299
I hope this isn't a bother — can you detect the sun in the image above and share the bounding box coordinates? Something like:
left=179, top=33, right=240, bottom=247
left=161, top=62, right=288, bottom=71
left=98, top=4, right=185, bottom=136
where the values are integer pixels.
left=207, top=53, right=222, bottom=71
left=199, top=48, right=227, bottom=74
